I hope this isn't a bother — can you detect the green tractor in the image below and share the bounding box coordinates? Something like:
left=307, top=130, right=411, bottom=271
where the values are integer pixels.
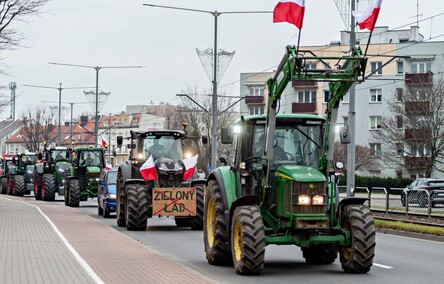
left=0, top=154, right=16, bottom=194
left=34, top=147, right=72, bottom=201
left=116, top=130, right=206, bottom=231
left=3, top=153, right=36, bottom=196
left=64, top=147, right=105, bottom=207
left=203, top=46, right=375, bottom=275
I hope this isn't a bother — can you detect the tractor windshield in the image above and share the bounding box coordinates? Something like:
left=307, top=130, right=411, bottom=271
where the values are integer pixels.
left=52, top=150, right=71, bottom=162
left=143, top=136, right=183, bottom=163
left=252, top=124, right=322, bottom=168
left=80, top=151, right=104, bottom=167
left=21, top=155, right=36, bottom=165
left=106, top=171, right=117, bottom=185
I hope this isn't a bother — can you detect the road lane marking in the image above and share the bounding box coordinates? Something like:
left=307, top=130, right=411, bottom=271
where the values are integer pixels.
left=374, top=263, right=393, bottom=269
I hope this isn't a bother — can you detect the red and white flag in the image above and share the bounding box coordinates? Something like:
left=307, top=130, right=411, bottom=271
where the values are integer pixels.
left=273, top=0, right=306, bottom=29
left=140, top=155, right=157, bottom=181
left=105, top=163, right=112, bottom=171
left=352, top=0, right=383, bottom=31
left=102, top=139, right=108, bottom=148
left=183, top=154, right=198, bottom=181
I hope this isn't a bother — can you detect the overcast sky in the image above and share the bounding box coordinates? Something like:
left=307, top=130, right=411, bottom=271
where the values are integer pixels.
left=1, top=0, right=443, bottom=121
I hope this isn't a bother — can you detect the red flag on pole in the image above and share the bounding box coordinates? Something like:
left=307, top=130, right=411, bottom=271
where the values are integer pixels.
left=273, top=0, right=306, bottom=29
left=140, top=155, right=157, bottom=181
left=183, top=154, right=198, bottom=181
left=102, top=139, right=108, bottom=148
left=352, top=0, right=383, bottom=31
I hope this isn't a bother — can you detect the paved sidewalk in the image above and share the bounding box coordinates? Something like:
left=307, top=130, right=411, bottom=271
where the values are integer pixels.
left=0, top=195, right=215, bottom=284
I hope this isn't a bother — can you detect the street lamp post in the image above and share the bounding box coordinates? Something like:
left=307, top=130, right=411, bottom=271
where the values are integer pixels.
left=24, top=84, right=93, bottom=146
left=143, top=3, right=271, bottom=170
left=49, top=62, right=144, bottom=147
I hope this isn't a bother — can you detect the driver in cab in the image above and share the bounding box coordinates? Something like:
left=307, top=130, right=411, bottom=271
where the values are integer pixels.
left=149, top=139, right=165, bottom=159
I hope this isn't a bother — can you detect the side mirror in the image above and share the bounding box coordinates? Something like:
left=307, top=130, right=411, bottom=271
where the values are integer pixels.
left=221, top=128, right=233, bottom=144
left=201, top=136, right=208, bottom=147
left=219, top=156, right=228, bottom=166
left=117, top=136, right=123, bottom=148
left=339, top=125, right=351, bottom=144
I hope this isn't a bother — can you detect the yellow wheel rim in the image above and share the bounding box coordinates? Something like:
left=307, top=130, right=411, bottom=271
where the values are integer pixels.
left=233, top=220, right=242, bottom=262
left=206, top=198, right=215, bottom=248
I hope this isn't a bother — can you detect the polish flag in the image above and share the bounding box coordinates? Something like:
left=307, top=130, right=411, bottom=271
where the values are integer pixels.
left=105, top=163, right=112, bottom=171
left=352, top=0, right=383, bottom=31
left=102, top=139, right=108, bottom=148
left=273, top=0, right=306, bottom=29
left=183, top=154, right=198, bottom=181
left=140, top=155, right=157, bottom=181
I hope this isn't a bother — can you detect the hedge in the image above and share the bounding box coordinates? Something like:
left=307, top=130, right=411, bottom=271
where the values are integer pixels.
left=338, top=175, right=413, bottom=190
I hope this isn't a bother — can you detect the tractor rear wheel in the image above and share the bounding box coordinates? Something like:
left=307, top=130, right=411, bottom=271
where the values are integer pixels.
left=64, top=180, right=70, bottom=206
left=116, top=171, right=126, bottom=227
left=125, top=183, right=148, bottom=231
left=339, top=205, right=375, bottom=273
left=68, top=179, right=81, bottom=207
left=7, top=177, right=12, bottom=195
left=13, top=175, right=26, bottom=197
left=42, top=174, right=56, bottom=201
left=204, top=180, right=232, bottom=266
left=231, top=205, right=265, bottom=275
left=302, top=245, right=338, bottom=264
left=190, top=185, right=204, bottom=230
left=0, top=177, right=6, bottom=194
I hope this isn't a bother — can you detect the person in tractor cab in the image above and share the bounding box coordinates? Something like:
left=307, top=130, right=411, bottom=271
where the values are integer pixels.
left=253, top=134, right=287, bottom=161
left=82, top=153, right=94, bottom=166
left=37, top=153, right=43, bottom=163
left=55, top=152, right=63, bottom=161
left=149, top=139, right=165, bottom=159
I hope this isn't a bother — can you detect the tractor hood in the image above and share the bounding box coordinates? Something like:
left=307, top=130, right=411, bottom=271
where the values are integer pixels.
left=86, top=166, right=102, bottom=174
left=275, top=165, right=326, bottom=183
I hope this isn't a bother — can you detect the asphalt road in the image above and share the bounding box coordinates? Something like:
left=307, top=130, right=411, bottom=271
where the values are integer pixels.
left=33, top=195, right=444, bottom=284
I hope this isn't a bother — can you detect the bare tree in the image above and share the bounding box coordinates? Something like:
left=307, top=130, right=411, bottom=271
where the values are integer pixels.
left=333, top=141, right=380, bottom=175
left=177, top=85, right=237, bottom=170
left=20, top=107, right=56, bottom=152
left=0, top=0, right=49, bottom=50
left=371, top=77, right=444, bottom=177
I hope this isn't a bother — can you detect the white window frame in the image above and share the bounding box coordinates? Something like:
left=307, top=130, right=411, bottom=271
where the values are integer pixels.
left=249, top=106, right=264, bottom=115
left=370, top=89, right=382, bottom=103
left=411, top=60, right=432, bottom=73
left=371, top=61, right=383, bottom=75
left=369, top=116, right=382, bottom=130
left=249, top=86, right=265, bottom=96
left=369, top=143, right=382, bottom=157
left=297, top=90, right=317, bottom=103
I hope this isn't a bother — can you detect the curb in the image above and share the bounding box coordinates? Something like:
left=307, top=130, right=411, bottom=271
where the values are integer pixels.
left=376, top=227, right=444, bottom=243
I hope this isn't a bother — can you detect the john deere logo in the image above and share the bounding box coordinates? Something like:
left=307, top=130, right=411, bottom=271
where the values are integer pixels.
left=307, top=171, right=313, bottom=177
left=309, top=183, right=315, bottom=189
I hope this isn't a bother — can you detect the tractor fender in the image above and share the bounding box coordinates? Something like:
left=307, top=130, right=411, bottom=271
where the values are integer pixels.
left=336, top=197, right=369, bottom=221
left=118, top=162, right=133, bottom=185
left=190, top=179, right=206, bottom=188
left=125, top=179, right=147, bottom=186
left=228, top=195, right=259, bottom=237
left=207, top=167, right=237, bottom=210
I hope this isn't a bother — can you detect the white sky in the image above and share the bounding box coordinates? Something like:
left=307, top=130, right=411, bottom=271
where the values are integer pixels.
left=1, top=0, right=443, bottom=121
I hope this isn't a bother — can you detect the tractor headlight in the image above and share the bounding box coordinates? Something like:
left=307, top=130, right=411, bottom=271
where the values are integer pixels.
left=58, top=168, right=65, bottom=173
left=105, top=194, right=116, bottom=199
left=27, top=170, right=34, bottom=174
left=312, top=195, right=325, bottom=205
left=297, top=195, right=311, bottom=205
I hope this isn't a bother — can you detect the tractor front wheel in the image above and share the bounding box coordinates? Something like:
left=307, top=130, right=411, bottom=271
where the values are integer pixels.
left=34, top=174, right=42, bottom=200
left=204, top=180, right=232, bottom=266
left=0, top=177, right=6, bottom=194
left=13, top=175, right=26, bottom=197
left=190, top=184, right=204, bottom=230
left=42, top=174, right=56, bottom=201
left=68, top=179, right=81, bottom=207
left=339, top=205, right=375, bottom=273
left=231, top=205, right=265, bottom=275
left=116, top=171, right=126, bottom=227
left=125, top=183, right=148, bottom=231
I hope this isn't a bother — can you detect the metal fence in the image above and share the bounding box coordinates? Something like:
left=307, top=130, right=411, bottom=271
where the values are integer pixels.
left=338, top=186, right=444, bottom=218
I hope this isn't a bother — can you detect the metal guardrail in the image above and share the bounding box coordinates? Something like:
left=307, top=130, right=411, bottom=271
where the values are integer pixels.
left=337, top=186, right=444, bottom=219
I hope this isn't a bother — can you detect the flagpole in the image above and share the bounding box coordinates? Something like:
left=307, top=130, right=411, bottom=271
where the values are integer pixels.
left=364, top=30, right=373, bottom=57
left=296, top=29, right=302, bottom=53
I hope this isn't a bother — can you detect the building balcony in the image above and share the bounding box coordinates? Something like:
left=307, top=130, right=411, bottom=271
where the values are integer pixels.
left=405, top=72, right=433, bottom=86
left=404, top=128, right=432, bottom=140
left=244, top=95, right=264, bottom=105
left=405, top=156, right=432, bottom=168
left=292, top=80, right=317, bottom=88
left=292, top=102, right=317, bottom=114
left=405, top=101, right=430, bottom=113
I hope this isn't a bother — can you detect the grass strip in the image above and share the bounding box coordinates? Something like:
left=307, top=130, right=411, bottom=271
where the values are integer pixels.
left=375, top=219, right=444, bottom=236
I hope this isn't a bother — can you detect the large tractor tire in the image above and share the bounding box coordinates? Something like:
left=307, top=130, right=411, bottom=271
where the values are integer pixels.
left=42, top=174, right=56, bottom=201
left=190, top=185, right=204, bottom=230
left=116, top=171, right=126, bottom=227
left=7, top=177, right=12, bottom=195
left=68, top=179, right=81, bottom=207
left=302, top=245, right=338, bottom=264
left=34, top=174, right=42, bottom=200
left=125, top=183, right=148, bottom=231
left=231, top=205, right=265, bottom=275
left=339, top=205, right=376, bottom=273
left=0, top=177, right=6, bottom=194
left=13, top=175, right=26, bottom=197
left=204, top=180, right=232, bottom=266
left=175, top=218, right=191, bottom=227
left=64, top=180, right=70, bottom=206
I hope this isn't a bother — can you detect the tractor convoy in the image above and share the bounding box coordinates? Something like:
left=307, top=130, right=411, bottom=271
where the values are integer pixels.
left=0, top=46, right=376, bottom=278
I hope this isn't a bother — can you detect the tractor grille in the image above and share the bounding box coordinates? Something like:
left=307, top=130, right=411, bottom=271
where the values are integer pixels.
left=284, top=181, right=327, bottom=214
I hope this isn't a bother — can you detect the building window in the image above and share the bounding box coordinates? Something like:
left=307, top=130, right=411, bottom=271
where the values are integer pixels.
left=249, top=106, right=264, bottom=115
left=396, top=170, right=403, bottom=178
left=410, top=146, right=417, bottom=156
left=369, top=116, right=382, bottom=130
left=250, top=86, right=265, bottom=96
left=369, top=143, right=382, bottom=157
left=396, top=88, right=404, bottom=102
left=343, top=116, right=348, bottom=125
left=324, top=90, right=329, bottom=103
left=396, top=116, right=403, bottom=128
left=371, top=62, right=383, bottom=75
left=304, top=63, right=317, bottom=70
left=78, top=134, right=82, bottom=140
left=396, top=143, right=403, bottom=156
left=397, top=60, right=404, bottom=74
left=411, top=60, right=431, bottom=73
left=297, top=90, right=317, bottom=103
left=104, top=120, right=109, bottom=126
left=370, top=89, right=382, bottom=102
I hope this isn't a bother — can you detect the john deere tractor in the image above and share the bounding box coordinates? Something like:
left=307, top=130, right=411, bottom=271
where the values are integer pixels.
left=64, top=147, right=105, bottom=207
left=116, top=130, right=205, bottom=231
left=203, top=46, right=376, bottom=275
left=34, top=147, right=72, bottom=201
left=3, top=153, right=36, bottom=196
